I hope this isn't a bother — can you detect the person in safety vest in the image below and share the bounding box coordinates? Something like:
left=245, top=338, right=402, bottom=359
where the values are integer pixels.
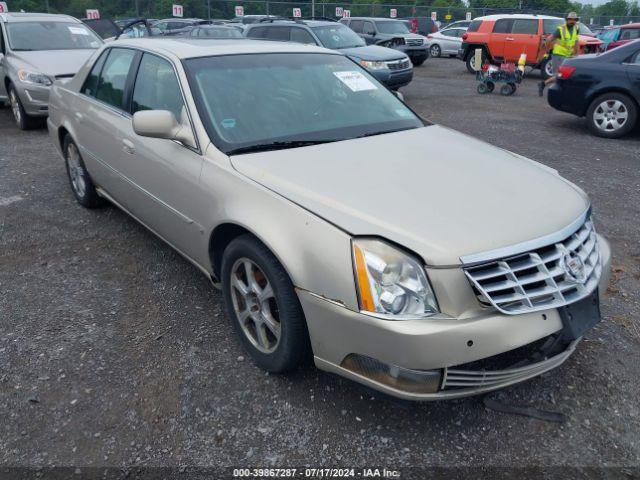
left=538, top=12, right=581, bottom=96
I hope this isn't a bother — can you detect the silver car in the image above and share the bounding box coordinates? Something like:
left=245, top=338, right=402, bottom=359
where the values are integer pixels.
left=426, top=27, right=466, bottom=58
left=0, top=12, right=102, bottom=129
left=47, top=38, right=611, bottom=400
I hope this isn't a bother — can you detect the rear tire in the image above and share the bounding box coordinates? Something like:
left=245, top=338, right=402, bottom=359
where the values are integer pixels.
left=586, top=92, right=637, bottom=139
left=540, top=57, right=553, bottom=80
left=465, top=48, right=486, bottom=74
left=63, top=135, right=104, bottom=208
left=8, top=85, right=40, bottom=130
left=221, top=235, right=310, bottom=373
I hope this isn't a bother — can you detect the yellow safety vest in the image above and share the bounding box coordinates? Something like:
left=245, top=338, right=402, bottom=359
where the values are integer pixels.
left=553, top=24, right=579, bottom=57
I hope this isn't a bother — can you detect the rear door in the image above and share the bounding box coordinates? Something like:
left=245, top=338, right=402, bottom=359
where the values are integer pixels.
left=626, top=48, right=640, bottom=99
left=74, top=47, right=139, bottom=198
left=0, top=23, right=6, bottom=99
left=361, top=21, right=377, bottom=44
left=502, top=18, right=539, bottom=62
left=488, top=18, right=513, bottom=60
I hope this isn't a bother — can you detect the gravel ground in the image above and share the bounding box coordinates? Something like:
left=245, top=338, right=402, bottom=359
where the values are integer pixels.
left=1, top=58, right=639, bottom=479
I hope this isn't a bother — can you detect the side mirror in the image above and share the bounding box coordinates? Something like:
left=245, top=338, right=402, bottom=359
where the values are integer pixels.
left=132, top=110, right=196, bottom=148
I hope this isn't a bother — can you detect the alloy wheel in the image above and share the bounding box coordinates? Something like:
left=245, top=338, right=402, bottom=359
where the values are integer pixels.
left=9, top=89, right=22, bottom=126
left=545, top=60, right=554, bottom=78
left=66, top=143, right=87, bottom=198
left=230, top=257, right=281, bottom=354
left=430, top=45, right=441, bottom=57
left=593, top=100, right=628, bottom=132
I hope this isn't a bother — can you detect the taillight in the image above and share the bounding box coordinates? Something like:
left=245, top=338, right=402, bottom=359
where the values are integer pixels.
left=462, top=33, right=468, bottom=40
left=557, top=65, right=576, bottom=79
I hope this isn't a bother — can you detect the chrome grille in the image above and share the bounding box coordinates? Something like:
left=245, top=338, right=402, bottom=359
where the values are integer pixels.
left=405, top=38, right=424, bottom=46
left=464, top=219, right=601, bottom=315
left=386, top=59, right=411, bottom=70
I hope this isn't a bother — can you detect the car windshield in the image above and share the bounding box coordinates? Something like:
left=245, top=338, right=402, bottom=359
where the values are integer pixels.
left=6, top=21, right=102, bottom=51
left=312, top=24, right=365, bottom=49
left=196, top=27, right=243, bottom=38
left=375, top=21, right=410, bottom=34
left=185, top=53, right=423, bottom=155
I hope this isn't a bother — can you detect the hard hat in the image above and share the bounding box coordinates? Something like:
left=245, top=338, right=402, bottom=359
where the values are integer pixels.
left=566, top=12, right=579, bottom=20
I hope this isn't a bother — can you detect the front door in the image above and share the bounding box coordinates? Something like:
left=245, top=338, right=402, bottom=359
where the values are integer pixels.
left=120, top=52, right=204, bottom=259
left=627, top=49, right=640, bottom=99
left=488, top=18, right=513, bottom=60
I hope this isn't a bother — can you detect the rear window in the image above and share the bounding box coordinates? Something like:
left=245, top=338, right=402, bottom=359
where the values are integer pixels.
left=467, top=20, right=482, bottom=32
left=511, top=19, right=538, bottom=35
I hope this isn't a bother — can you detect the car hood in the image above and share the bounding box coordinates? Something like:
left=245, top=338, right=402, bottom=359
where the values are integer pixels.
left=230, top=126, right=589, bottom=266
left=340, top=45, right=407, bottom=60
left=9, top=50, right=96, bottom=77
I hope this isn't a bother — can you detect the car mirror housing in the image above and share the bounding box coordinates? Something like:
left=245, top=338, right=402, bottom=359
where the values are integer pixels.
left=132, top=110, right=196, bottom=148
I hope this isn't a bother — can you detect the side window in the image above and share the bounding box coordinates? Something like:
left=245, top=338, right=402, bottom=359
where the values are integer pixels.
left=492, top=19, right=513, bottom=34
left=621, top=29, right=640, bottom=40
left=246, top=26, right=267, bottom=38
left=94, top=48, right=137, bottom=110
left=350, top=20, right=364, bottom=33
left=81, top=50, right=109, bottom=98
left=442, top=29, right=456, bottom=37
left=467, top=20, right=482, bottom=32
left=0, top=24, right=5, bottom=54
left=511, top=19, right=538, bottom=35
left=363, top=21, right=375, bottom=35
left=265, top=27, right=290, bottom=41
left=132, top=53, right=184, bottom=121
left=339, top=19, right=349, bottom=26
left=290, top=27, right=316, bottom=44
left=156, top=22, right=168, bottom=32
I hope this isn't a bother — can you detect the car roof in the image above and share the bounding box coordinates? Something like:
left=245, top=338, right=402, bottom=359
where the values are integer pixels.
left=0, top=12, right=81, bottom=23
left=476, top=14, right=561, bottom=21
left=111, top=37, right=338, bottom=58
left=346, top=17, right=404, bottom=21
left=621, top=23, right=640, bottom=29
left=246, top=19, right=338, bottom=27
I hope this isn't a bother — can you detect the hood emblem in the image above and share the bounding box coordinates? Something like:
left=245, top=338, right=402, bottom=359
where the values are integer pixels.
left=562, top=250, right=587, bottom=284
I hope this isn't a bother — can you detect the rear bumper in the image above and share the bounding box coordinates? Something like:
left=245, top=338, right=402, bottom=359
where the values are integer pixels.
left=548, top=82, right=587, bottom=117
left=300, top=235, right=611, bottom=400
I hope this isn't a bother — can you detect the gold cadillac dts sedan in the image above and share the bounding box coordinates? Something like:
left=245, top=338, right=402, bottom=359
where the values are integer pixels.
left=47, top=38, right=611, bottom=400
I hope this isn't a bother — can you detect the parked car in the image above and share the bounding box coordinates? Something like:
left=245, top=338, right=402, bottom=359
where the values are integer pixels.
left=83, top=18, right=162, bottom=40
left=459, top=15, right=603, bottom=78
left=188, top=24, right=243, bottom=38
left=245, top=19, right=413, bottom=90
left=598, top=23, right=640, bottom=51
left=0, top=12, right=103, bottom=129
left=548, top=40, right=640, bottom=138
left=340, top=17, right=429, bottom=65
left=402, top=16, right=439, bottom=36
left=442, top=20, right=472, bottom=30
left=48, top=37, right=611, bottom=400
left=425, top=27, right=466, bottom=58
left=154, top=18, right=210, bottom=36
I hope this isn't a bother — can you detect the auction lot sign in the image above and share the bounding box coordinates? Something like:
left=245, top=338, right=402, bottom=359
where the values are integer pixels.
left=86, top=9, right=100, bottom=19
left=390, top=8, right=397, bottom=18
left=235, top=5, right=244, bottom=16
left=335, top=6, right=343, bottom=17
left=0, top=2, right=8, bottom=13
left=292, top=7, right=302, bottom=17
left=172, top=4, right=184, bottom=17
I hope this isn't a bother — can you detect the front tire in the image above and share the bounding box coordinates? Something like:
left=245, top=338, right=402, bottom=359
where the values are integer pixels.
left=540, top=57, right=553, bottom=80
left=429, top=44, right=441, bottom=58
left=465, top=48, right=486, bottom=74
left=221, top=235, right=310, bottom=373
left=63, top=135, right=104, bottom=208
left=8, top=85, right=40, bottom=130
left=587, top=92, right=637, bottom=139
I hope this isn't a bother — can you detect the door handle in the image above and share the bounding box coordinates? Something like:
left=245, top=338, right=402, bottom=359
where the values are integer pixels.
left=506, top=37, right=515, bottom=41
left=122, top=139, right=135, bottom=155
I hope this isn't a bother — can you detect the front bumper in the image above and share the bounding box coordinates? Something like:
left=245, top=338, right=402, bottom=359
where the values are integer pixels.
left=300, top=235, right=611, bottom=400
left=370, top=68, right=413, bottom=90
left=14, top=81, right=51, bottom=117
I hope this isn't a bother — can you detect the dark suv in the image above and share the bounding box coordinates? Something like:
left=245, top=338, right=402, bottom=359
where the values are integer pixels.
left=244, top=19, right=413, bottom=89
left=340, top=17, right=429, bottom=65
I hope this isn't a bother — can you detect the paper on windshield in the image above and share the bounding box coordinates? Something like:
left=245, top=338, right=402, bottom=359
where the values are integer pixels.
left=333, top=71, right=377, bottom=92
left=68, top=26, right=90, bottom=35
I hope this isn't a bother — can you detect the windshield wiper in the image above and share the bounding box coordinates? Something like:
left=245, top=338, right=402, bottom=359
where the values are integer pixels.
left=227, top=139, right=339, bottom=156
left=355, top=127, right=417, bottom=139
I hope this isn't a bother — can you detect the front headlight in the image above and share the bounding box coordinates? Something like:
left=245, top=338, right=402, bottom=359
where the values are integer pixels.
left=17, top=69, right=53, bottom=87
left=360, top=60, right=387, bottom=70
left=352, top=239, right=439, bottom=318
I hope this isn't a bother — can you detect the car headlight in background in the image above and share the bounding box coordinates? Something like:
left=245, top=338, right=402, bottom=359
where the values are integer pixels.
left=360, top=60, right=387, bottom=70
left=17, top=69, right=53, bottom=87
left=352, top=238, right=439, bottom=318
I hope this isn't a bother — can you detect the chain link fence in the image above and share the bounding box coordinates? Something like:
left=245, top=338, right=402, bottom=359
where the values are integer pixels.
left=7, top=0, right=640, bottom=26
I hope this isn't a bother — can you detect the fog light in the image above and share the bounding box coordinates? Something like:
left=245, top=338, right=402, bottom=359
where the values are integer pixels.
left=341, top=354, right=441, bottom=394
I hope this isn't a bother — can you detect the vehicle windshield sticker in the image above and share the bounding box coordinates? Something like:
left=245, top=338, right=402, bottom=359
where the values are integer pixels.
left=333, top=71, right=377, bottom=92
left=68, top=26, right=90, bottom=35
left=221, top=118, right=236, bottom=129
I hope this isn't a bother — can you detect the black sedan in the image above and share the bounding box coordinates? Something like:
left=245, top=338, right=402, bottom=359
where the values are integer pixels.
left=548, top=40, right=640, bottom=138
